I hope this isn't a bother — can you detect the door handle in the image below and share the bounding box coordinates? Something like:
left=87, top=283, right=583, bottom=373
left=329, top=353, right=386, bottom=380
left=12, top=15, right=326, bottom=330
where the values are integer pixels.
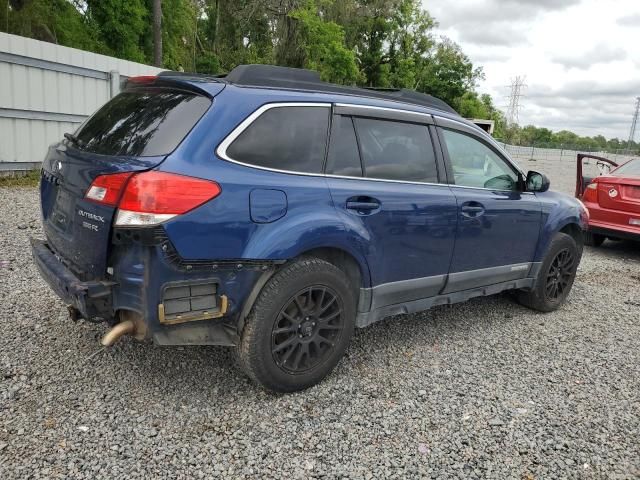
left=461, top=202, right=485, bottom=217
left=346, top=201, right=379, bottom=210
left=346, top=197, right=381, bottom=214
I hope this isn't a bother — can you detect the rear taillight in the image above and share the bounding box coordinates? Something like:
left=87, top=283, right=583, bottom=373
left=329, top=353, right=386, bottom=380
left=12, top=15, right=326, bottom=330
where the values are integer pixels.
left=85, top=172, right=134, bottom=206
left=85, top=171, right=221, bottom=226
left=582, top=182, right=598, bottom=202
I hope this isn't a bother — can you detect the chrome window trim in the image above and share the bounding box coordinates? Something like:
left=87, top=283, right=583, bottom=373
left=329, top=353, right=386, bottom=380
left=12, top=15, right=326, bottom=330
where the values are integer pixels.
left=334, top=103, right=434, bottom=124
left=214, top=101, right=533, bottom=194
left=216, top=101, right=449, bottom=187
left=216, top=102, right=332, bottom=166
left=448, top=184, right=535, bottom=195
left=325, top=173, right=450, bottom=188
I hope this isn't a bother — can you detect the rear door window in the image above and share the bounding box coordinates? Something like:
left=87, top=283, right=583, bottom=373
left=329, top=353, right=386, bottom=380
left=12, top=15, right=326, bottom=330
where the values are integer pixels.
left=74, top=89, right=211, bottom=157
left=226, top=106, right=330, bottom=173
left=326, top=115, right=362, bottom=177
left=353, top=118, right=439, bottom=183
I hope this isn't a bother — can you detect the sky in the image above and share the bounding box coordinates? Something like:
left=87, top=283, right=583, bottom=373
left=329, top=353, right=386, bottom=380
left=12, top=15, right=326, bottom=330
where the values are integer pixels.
left=424, top=0, right=640, bottom=140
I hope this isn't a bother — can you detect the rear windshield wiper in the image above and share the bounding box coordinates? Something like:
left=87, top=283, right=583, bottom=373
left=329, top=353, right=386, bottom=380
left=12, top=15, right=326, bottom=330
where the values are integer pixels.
left=64, top=132, right=85, bottom=147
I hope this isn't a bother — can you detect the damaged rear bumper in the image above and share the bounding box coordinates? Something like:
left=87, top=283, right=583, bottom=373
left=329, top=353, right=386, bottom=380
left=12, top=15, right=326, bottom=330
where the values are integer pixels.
left=31, top=236, right=279, bottom=347
left=30, top=238, right=114, bottom=320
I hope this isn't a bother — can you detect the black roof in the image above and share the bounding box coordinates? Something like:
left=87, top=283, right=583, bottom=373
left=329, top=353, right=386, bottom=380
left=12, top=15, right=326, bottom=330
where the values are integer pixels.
left=219, top=64, right=458, bottom=115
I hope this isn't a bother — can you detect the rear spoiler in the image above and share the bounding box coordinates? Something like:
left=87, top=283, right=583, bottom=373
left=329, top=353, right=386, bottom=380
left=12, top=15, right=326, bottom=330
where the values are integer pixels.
left=124, top=72, right=225, bottom=98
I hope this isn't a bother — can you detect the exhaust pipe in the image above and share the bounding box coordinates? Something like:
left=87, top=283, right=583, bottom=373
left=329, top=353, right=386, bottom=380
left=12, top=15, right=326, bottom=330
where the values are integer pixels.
left=101, top=320, right=135, bottom=347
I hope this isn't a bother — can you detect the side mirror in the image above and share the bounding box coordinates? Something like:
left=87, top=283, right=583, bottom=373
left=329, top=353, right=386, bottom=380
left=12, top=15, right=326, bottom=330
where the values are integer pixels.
left=526, top=170, right=550, bottom=192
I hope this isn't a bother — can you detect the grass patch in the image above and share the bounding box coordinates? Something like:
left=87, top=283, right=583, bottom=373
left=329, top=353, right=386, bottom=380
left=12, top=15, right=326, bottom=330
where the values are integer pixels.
left=0, top=169, right=40, bottom=187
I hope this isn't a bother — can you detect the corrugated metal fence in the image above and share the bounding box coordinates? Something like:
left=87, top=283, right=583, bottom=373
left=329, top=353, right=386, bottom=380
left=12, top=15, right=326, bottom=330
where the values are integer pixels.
left=0, top=32, right=163, bottom=171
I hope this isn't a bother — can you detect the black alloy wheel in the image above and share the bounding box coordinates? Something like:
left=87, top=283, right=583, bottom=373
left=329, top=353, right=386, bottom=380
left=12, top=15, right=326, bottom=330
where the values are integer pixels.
left=236, top=258, right=356, bottom=392
left=271, top=286, right=344, bottom=374
left=545, top=248, right=575, bottom=301
left=515, top=232, right=581, bottom=312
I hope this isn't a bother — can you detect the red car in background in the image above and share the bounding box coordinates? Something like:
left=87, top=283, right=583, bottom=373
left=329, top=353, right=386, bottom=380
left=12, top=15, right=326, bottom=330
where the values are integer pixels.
left=576, top=154, right=640, bottom=246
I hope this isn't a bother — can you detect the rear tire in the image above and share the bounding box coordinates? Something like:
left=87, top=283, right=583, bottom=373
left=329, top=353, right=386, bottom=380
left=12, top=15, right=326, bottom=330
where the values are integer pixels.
left=516, top=232, right=580, bottom=312
left=584, top=231, right=605, bottom=247
left=236, top=258, right=356, bottom=393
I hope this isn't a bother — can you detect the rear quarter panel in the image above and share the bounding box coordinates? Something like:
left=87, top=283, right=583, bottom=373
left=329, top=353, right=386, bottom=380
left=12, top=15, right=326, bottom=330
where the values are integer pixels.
left=156, top=87, right=373, bottom=287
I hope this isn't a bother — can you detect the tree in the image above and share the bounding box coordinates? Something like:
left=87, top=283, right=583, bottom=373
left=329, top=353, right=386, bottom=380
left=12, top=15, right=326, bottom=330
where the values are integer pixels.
left=153, top=0, right=162, bottom=67
left=418, top=38, right=484, bottom=108
left=86, top=0, right=148, bottom=62
left=386, top=0, right=435, bottom=89
left=290, top=2, right=360, bottom=84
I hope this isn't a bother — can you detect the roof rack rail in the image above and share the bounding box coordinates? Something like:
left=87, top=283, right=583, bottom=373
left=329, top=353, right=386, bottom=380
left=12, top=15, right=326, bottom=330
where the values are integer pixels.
left=223, top=64, right=457, bottom=114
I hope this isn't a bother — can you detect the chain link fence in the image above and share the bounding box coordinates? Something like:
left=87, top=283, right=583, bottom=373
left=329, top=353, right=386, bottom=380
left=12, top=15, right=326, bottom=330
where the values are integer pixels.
left=496, top=142, right=640, bottom=165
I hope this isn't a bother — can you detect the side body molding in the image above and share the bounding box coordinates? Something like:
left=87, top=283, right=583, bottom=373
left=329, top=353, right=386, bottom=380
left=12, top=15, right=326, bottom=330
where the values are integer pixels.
left=357, top=262, right=541, bottom=328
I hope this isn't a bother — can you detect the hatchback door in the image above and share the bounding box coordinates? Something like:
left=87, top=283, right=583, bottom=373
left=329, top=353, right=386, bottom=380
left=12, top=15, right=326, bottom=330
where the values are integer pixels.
left=40, top=81, right=215, bottom=279
left=325, top=110, right=457, bottom=309
left=435, top=120, right=542, bottom=292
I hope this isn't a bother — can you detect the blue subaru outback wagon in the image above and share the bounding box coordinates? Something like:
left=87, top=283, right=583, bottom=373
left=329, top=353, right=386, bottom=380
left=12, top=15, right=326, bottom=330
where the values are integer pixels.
left=32, top=65, right=588, bottom=392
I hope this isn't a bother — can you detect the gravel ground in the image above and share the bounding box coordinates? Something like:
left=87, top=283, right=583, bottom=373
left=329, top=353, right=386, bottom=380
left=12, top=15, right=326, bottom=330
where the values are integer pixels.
left=1, top=179, right=640, bottom=479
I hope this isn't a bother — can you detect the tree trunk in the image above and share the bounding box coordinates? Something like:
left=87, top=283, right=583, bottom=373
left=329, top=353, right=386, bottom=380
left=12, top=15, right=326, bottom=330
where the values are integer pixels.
left=212, top=0, right=220, bottom=55
left=153, top=0, right=162, bottom=67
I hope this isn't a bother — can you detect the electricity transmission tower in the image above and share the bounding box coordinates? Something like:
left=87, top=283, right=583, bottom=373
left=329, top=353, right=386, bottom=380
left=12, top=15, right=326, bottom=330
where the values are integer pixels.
left=505, top=76, right=527, bottom=127
left=627, top=97, right=640, bottom=151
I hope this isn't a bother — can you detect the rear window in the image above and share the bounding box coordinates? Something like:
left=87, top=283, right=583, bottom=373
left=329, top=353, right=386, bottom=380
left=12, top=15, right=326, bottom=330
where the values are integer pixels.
left=225, top=106, right=330, bottom=173
left=614, top=159, right=640, bottom=176
left=73, top=89, right=211, bottom=157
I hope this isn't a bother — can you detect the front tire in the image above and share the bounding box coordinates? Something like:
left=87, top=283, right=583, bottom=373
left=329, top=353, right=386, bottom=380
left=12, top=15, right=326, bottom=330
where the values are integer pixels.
left=516, top=232, right=580, bottom=312
left=236, top=258, right=356, bottom=393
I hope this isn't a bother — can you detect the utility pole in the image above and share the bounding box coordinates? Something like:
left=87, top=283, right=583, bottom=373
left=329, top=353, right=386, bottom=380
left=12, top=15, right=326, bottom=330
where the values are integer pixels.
left=505, top=76, right=527, bottom=127
left=153, top=0, right=162, bottom=67
left=626, top=97, right=640, bottom=152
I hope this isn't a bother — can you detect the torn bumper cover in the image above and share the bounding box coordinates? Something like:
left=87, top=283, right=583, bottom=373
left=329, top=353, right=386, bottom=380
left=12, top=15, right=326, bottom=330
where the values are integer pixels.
left=30, top=237, right=268, bottom=346
left=30, top=238, right=114, bottom=321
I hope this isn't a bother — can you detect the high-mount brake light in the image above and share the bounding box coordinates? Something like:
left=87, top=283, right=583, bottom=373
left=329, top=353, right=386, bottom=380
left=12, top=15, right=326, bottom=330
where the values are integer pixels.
left=128, top=75, right=157, bottom=85
left=85, top=172, right=134, bottom=206
left=114, top=171, right=221, bottom=226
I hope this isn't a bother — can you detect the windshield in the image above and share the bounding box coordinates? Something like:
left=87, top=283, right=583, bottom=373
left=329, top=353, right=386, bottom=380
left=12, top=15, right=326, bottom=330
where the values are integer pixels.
left=72, top=88, right=211, bottom=157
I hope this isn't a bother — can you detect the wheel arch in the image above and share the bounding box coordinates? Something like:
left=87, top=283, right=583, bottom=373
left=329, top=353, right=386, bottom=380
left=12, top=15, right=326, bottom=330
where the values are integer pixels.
left=534, top=214, right=584, bottom=262
left=559, top=222, right=584, bottom=252
left=237, top=245, right=371, bottom=334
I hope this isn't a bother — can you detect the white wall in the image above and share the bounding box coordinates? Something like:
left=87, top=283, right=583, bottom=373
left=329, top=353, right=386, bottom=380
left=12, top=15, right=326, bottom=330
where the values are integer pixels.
left=0, top=32, right=163, bottom=170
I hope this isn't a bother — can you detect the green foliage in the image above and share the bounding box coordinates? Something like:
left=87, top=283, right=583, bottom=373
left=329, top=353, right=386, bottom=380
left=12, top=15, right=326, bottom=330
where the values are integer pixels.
left=4, top=0, right=623, bottom=148
left=290, top=3, right=360, bottom=84
left=496, top=124, right=639, bottom=154
left=2, top=0, right=103, bottom=52
left=419, top=38, right=484, bottom=108
left=387, top=0, right=435, bottom=89
left=87, top=0, right=148, bottom=62
left=154, top=0, right=198, bottom=70
left=0, top=169, right=40, bottom=187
